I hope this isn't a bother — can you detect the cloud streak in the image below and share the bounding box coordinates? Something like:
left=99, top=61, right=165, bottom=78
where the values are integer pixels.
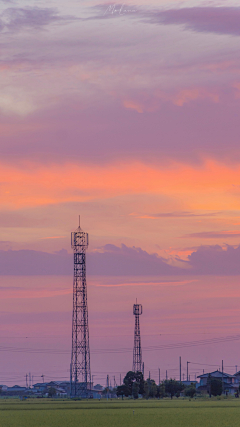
left=143, top=7, right=240, bottom=36
left=183, top=231, right=240, bottom=239
left=0, top=6, right=78, bottom=32
left=131, top=211, right=220, bottom=219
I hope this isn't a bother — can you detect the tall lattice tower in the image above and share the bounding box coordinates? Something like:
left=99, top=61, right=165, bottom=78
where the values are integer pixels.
left=132, top=301, right=143, bottom=373
left=70, top=217, right=91, bottom=397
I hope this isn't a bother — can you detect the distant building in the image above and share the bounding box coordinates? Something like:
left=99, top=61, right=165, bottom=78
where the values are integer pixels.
left=234, top=371, right=240, bottom=382
left=32, top=381, right=69, bottom=397
left=4, top=385, right=27, bottom=396
left=197, top=370, right=239, bottom=395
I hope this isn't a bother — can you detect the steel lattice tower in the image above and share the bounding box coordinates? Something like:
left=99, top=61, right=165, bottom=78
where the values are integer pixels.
left=132, top=301, right=143, bottom=373
left=70, top=218, right=91, bottom=397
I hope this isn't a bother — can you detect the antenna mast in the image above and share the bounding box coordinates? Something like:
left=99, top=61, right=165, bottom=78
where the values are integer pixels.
left=70, top=218, right=91, bottom=397
left=132, top=301, right=143, bottom=373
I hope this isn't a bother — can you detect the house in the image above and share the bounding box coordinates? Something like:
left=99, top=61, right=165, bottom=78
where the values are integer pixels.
left=92, top=384, right=104, bottom=399
left=197, top=370, right=239, bottom=395
left=5, top=385, right=27, bottom=396
left=32, top=382, right=48, bottom=393
left=33, top=381, right=69, bottom=397
left=234, top=371, right=240, bottom=382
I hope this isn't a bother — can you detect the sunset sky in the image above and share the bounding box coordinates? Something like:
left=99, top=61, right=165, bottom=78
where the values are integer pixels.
left=1, top=0, right=240, bottom=387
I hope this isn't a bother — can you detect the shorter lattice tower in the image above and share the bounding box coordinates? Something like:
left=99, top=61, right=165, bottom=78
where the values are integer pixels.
left=70, top=217, right=91, bottom=397
left=132, top=300, right=143, bottom=373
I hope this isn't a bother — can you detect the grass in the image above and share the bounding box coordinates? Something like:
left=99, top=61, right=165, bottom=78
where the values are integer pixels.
left=0, top=398, right=240, bottom=427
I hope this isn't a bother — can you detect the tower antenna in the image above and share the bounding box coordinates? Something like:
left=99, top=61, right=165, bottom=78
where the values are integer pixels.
left=70, top=218, right=91, bottom=397
left=132, top=301, right=143, bottom=373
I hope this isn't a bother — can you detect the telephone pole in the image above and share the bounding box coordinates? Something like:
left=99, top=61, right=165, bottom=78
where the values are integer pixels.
left=187, top=361, right=190, bottom=381
left=222, top=360, right=224, bottom=395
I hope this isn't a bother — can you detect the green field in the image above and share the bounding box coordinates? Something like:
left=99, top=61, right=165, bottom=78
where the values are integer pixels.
left=0, top=398, right=240, bottom=427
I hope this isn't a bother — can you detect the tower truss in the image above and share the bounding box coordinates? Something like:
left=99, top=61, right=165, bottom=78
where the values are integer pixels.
left=70, top=219, right=91, bottom=397
left=132, top=301, right=143, bottom=373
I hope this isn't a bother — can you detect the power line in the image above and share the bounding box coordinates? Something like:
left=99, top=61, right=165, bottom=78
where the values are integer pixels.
left=1, top=333, right=240, bottom=356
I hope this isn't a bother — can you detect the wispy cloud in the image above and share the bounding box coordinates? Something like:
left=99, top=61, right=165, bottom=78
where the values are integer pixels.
left=95, top=279, right=196, bottom=287
left=142, top=7, right=240, bottom=37
left=0, top=6, right=78, bottom=32
left=130, top=211, right=220, bottom=219
left=86, top=5, right=240, bottom=38
left=183, top=231, right=240, bottom=239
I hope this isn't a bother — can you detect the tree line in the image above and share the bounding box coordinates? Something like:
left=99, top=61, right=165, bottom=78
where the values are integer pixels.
left=109, top=371, right=224, bottom=399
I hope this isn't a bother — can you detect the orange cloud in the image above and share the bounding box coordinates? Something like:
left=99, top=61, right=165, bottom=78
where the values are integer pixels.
left=173, top=88, right=219, bottom=106
left=1, top=160, right=240, bottom=212
left=123, top=100, right=144, bottom=113
left=123, top=87, right=220, bottom=113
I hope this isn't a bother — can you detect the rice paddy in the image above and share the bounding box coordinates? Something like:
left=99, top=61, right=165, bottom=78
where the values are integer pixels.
left=0, top=398, right=239, bottom=427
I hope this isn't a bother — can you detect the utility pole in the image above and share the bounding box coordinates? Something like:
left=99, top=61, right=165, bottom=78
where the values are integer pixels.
left=107, top=375, right=109, bottom=400
left=222, top=360, right=224, bottom=395
left=179, top=356, right=181, bottom=382
left=120, top=373, right=121, bottom=385
left=92, top=375, right=95, bottom=390
left=236, top=365, right=238, bottom=373
left=142, top=362, right=144, bottom=379
left=41, top=374, right=44, bottom=383
left=187, top=361, right=190, bottom=382
left=158, top=368, right=160, bottom=385
left=25, top=374, right=28, bottom=388
left=114, top=376, right=116, bottom=388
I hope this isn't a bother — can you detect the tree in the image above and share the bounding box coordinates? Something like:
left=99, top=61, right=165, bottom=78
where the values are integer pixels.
left=132, top=382, right=140, bottom=399
left=123, top=371, right=135, bottom=395
left=48, top=387, right=56, bottom=397
left=184, top=383, right=196, bottom=398
left=164, top=379, right=184, bottom=399
left=116, top=384, right=130, bottom=398
left=210, top=378, right=222, bottom=396
left=156, top=382, right=165, bottom=398
left=116, top=371, right=144, bottom=398
left=143, top=379, right=157, bottom=398
left=207, top=374, right=212, bottom=397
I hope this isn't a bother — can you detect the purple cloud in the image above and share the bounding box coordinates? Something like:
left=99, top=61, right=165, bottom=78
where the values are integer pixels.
left=1, top=94, right=240, bottom=165
left=144, top=7, right=240, bottom=36
left=87, top=5, right=240, bottom=37
left=0, top=7, right=78, bottom=32
left=0, top=245, right=180, bottom=276
left=1, top=243, right=240, bottom=276
left=188, top=245, right=240, bottom=275
left=88, top=244, right=180, bottom=276
left=0, top=248, right=72, bottom=275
